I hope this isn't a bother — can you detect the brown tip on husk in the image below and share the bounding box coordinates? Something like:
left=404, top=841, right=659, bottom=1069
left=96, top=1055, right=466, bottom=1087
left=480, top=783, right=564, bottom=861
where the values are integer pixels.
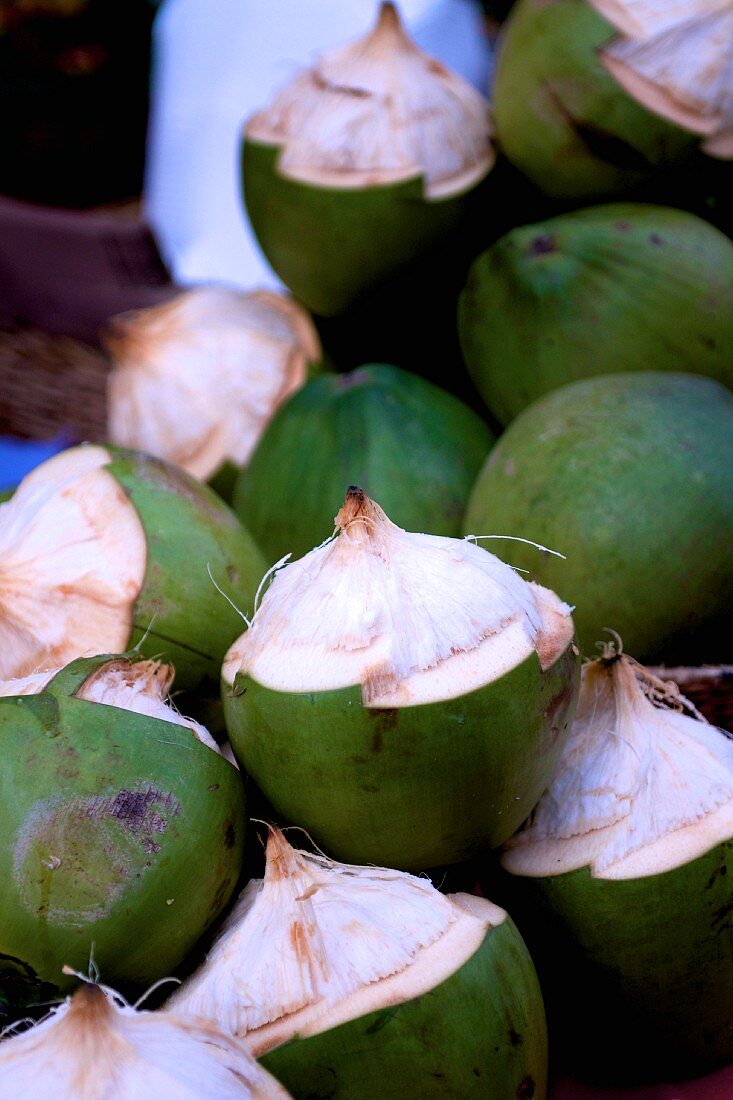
left=334, top=486, right=386, bottom=538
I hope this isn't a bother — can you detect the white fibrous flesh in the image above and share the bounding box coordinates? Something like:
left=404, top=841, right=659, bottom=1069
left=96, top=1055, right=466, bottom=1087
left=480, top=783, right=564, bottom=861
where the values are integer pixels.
left=594, top=0, right=733, bottom=158
left=245, top=2, right=494, bottom=197
left=223, top=489, right=573, bottom=707
left=107, top=287, right=320, bottom=480
left=0, top=447, right=146, bottom=680
left=502, top=654, right=733, bottom=880
left=169, top=827, right=497, bottom=1050
left=590, top=0, right=729, bottom=39
left=78, top=659, right=219, bottom=750
left=0, top=659, right=218, bottom=750
left=0, top=983, right=291, bottom=1099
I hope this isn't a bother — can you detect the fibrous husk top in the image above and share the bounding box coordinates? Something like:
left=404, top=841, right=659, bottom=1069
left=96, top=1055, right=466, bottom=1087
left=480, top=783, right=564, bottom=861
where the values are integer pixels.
left=107, top=287, right=320, bottom=480
left=590, top=0, right=733, bottom=157
left=0, top=657, right=218, bottom=749
left=0, top=982, right=291, bottom=1098
left=223, top=488, right=574, bottom=707
left=0, top=446, right=146, bottom=680
left=169, top=827, right=497, bottom=1050
left=245, top=1, right=494, bottom=197
left=503, top=648, right=733, bottom=879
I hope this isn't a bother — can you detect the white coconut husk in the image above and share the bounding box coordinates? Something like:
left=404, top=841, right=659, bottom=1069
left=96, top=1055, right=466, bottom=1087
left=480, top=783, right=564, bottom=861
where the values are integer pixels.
left=106, top=287, right=320, bottom=481
left=246, top=2, right=493, bottom=198
left=223, top=488, right=574, bottom=707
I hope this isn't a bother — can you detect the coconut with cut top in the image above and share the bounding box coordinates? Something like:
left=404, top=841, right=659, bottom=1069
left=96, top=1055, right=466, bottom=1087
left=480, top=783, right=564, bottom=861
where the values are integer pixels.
left=241, top=2, right=494, bottom=316
left=0, top=979, right=290, bottom=1098
left=0, top=653, right=244, bottom=1018
left=171, top=827, right=548, bottom=1098
left=500, top=640, right=733, bottom=1078
left=0, top=443, right=265, bottom=693
left=222, top=487, right=578, bottom=870
left=492, top=0, right=722, bottom=201
left=106, top=287, right=321, bottom=497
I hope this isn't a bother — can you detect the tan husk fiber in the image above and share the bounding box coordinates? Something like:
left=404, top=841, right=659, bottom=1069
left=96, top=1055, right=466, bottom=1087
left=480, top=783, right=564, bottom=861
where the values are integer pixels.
left=170, top=827, right=495, bottom=1048
left=503, top=647, right=733, bottom=880
left=0, top=446, right=146, bottom=680
left=245, top=2, right=493, bottom=198
left=107, top=287, right=320, bottom=480
left=594, top=0, right=733, bottom=157
left=0, top=981, right=291, bottom=1098
left=224, top=488, right=573, bottom=707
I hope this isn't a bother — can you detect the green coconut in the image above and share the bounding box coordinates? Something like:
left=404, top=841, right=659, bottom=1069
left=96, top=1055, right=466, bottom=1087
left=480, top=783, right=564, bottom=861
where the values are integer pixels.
left=171, top=827, right=548, bottom=1099
left=223, top=487, right=579, bottom=870
left=0, top=443, right=266, bottom=692
left=241, top=2, right=494, bottom=317
left=463, top=372, right=733, bottom=662
left=0, top=653, right=245, bottom=1019
left=233, top=364, right=495, bottom=565
left=458, top=203, right=733, bottom=425
left=492, top=0, right=699, bottom=200
left=500, top=645, right=733, bottom=1079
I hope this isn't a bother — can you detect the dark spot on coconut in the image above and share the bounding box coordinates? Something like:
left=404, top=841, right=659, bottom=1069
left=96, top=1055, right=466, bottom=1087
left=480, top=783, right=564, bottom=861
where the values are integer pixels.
left=366, top=708, right=397, bottom=752
left=208, top=876, right=232, bottom=920
left=226, top=564, right=238, bottom=583
left=361, top=783, right=379, bottom=793
left=473, top=1069, right=481, bottom=1078
left=208, top=783, right=220, bottom=792
left=429, top=1072, right=445, bottom=1079
left=508, top=1028, right=523, bottom=1047
left=223, top=819, right=236, bottom=849
left=649, top=234, right=664, bottom=246
left=701, top=336, right=717, bottom=350
left=365, top=1006, right=399, bottom=1034
left=517, top=1077, right=535, bottom=1099
left=529, top=234, right=556, bottom=257
left=712, top=898, right=733, bottom=928
left=349, top=755, right=367, bottom=765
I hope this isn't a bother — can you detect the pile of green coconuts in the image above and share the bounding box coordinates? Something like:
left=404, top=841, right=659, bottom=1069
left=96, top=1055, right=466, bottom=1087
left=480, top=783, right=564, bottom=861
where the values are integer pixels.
left=1, top=2, right=733, bottom=1096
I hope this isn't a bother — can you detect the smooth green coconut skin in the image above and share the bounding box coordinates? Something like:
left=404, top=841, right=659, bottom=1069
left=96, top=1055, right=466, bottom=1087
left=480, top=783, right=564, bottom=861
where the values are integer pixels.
left=261, top=909, right=548, bottom=1099
left=463, top=373, right=733, bottom=662
left=242, top=139, right=484, bottom=317
left=458, top=204, right=733, bottom=425
left=104, top=448, right=266, bottom=692
left=0, top=658, right=245, bottom=1019
left=233, top=365, right=494, bottom=565
left=224, top=643, right=579, bottom=870
left=500, top=841, right=733, bottom=1081
left=492, top=0, right=697, bottom=200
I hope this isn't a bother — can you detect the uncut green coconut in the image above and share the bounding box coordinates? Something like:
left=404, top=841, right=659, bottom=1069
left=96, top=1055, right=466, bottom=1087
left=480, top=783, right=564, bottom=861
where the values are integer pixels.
left=233, top=364, right=494, bottom=565
left=458, top=203, right=733, bottom=425
left=500, top=640, right=733, bottom=1081
left=491, top=0, right=702, bottom=200
left=241, top=2, right=494, bottom=317
left=0, top=444, right=266, bottom=693
left=463, top=372, right=733, bottom=663
left=0, top=979, right=290, bottom=1098
left=106, top=287, right=321, bottom=501
left=170, top=827, right=548, bottom=1099
left=0, top=653, right=244, bottom=1020
left=223, top=487, right=579, bottom=870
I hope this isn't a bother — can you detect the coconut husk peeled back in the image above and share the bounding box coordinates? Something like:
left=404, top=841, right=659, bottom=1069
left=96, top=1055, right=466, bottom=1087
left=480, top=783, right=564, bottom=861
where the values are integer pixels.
left=171, top=827, right=548, bottom=1099
left=223, top=487, right=579, bottom=870
left=241, top=2, right=494, bottom=316
left=501, top=638, right=733, bottom=1080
